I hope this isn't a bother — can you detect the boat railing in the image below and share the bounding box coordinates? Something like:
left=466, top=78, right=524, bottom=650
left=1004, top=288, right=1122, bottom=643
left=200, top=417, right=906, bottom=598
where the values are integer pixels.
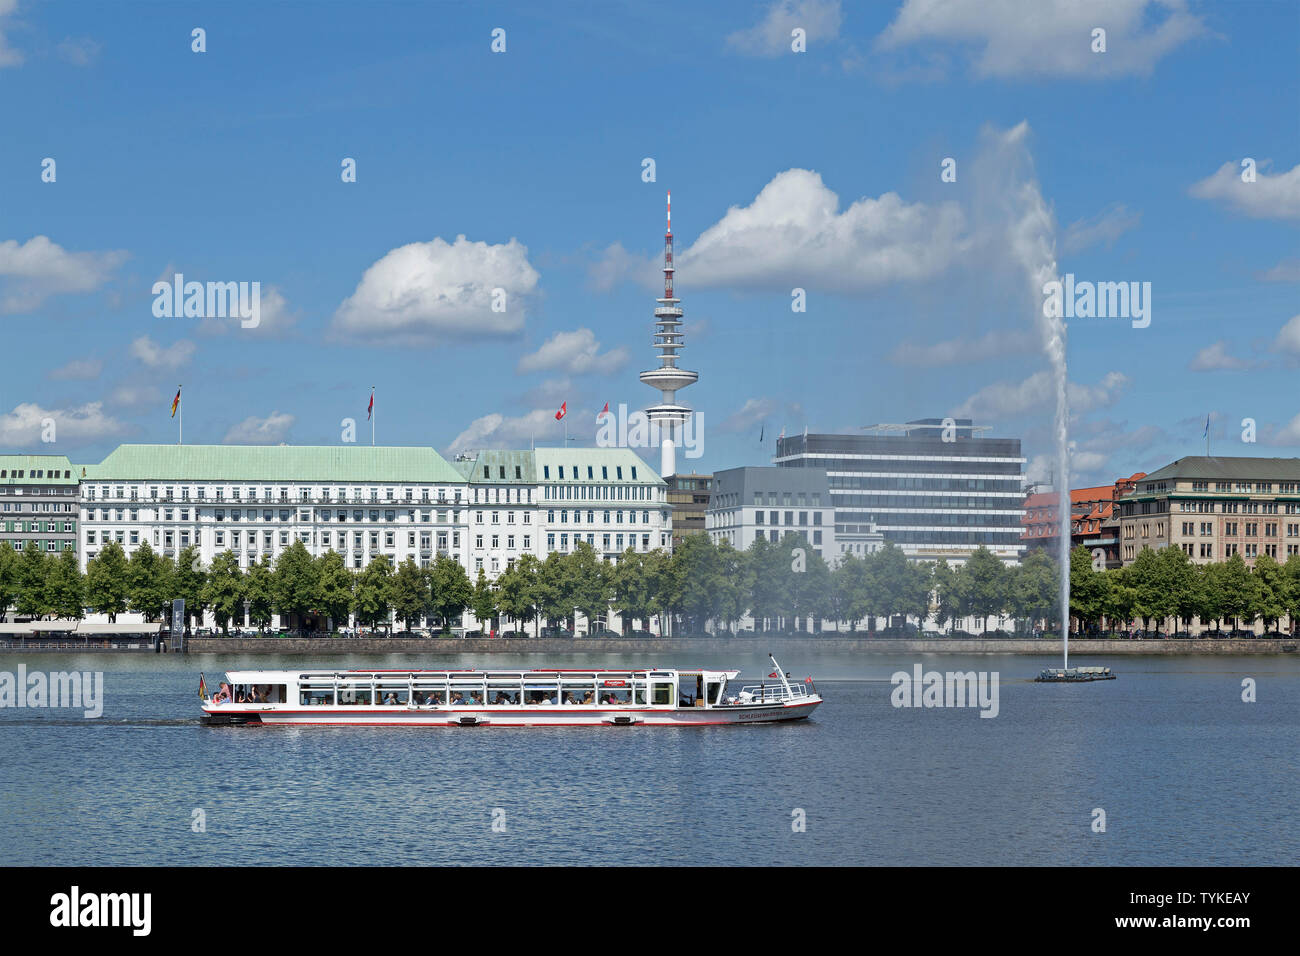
left=736, top=682, right=813, bottom=704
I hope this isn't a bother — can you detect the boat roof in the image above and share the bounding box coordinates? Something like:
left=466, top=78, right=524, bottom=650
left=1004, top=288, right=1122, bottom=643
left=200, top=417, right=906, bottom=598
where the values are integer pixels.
left=221, top=667, right=741, bottom=683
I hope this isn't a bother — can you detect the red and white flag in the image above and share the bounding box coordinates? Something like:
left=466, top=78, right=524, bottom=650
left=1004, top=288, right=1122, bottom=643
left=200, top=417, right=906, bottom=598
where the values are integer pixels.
left=598, top=401, right=609, bottom=418
left=555, top=401, right=567, bottom=421
left=367, top=391, right=374, bottom=421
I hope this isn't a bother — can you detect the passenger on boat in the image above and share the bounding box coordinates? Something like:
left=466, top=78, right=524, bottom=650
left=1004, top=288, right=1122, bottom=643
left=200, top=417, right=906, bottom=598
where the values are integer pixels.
left=451, top=692, right=465, bottom=705
left=468, top=693, right=482, bottom=705
left=383, top=692, right=399, bottom=705
left=563, top=693, right=576, bottom=705
left=213, top=682, right=232, bottom=704
left=582, top=692, right=594, bottom=704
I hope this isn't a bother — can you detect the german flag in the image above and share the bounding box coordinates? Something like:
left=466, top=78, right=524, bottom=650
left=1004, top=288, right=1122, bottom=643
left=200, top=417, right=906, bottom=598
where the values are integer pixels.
left=170, top=387, right=181, bottom=418
left=198, top=673, right=207, bottom=700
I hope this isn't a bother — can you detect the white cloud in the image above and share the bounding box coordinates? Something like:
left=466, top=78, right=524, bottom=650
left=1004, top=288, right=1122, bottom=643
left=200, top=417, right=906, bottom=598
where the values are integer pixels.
left=517, top=328, right=628, bottom=376
left=587, top=241, right=659, bottom=293
left=0, top=235, right=127, bottom=313
left=1061, top=204, right=1142, bottom=254
left=223, top=411, right=295, bottom=444
left=57, top=36, right=101, bottom=66
left=955, top=370, right=1130, bottom=420
left=331, top=235, right=540, bottom=346
left=0, top=401, right=125, bottom=447
left=877, top=0, right=1207, bottom=79
left=107, top=383, right=162, bottom=409
left=1275, top=314, right=1300, bottom=357
left=48, top=358, right=103, bottom=381
left=1188, top=340, right=1252, bottom=371
left=198, top=285, right=298, bottom=337
left=680, top=168, right=967, bottom=292
left=1273, top=413, right=1300, bottom=446
left=1189, top=161, right=1300, bottom=221
left=888, top=329, right=1031, bottom=367
left=719, top=398, right=777, bottom=434
left=1258, top=258, right=1300, bottom=282
left=130, top=335, right=195, bottom=369
left=446, top=408, right=571, bottom=455
left=726, top=0, right=842, bottom=57
left=0, top=0, right=22, bottom=69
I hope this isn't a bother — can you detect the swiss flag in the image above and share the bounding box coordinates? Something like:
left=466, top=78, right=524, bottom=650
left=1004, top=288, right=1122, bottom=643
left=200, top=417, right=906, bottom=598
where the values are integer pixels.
left=768, top=671, right=780, bottom=678
left=555, top=401, right=567, bottom=421
left=367, top=392, right=374, bottom=421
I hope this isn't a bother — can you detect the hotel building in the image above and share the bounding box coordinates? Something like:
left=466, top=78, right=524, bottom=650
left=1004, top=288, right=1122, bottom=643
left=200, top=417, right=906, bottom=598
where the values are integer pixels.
left=774, top=420, right=1026, bottom=563
left=0, top=455, right=80, bottom=556
left=1116, top=456, right=1300, bottom=565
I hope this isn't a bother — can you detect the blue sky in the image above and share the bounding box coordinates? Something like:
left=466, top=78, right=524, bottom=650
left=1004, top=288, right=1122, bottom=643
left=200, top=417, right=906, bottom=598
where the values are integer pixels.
left=2, top=0, right=1298, bottom=487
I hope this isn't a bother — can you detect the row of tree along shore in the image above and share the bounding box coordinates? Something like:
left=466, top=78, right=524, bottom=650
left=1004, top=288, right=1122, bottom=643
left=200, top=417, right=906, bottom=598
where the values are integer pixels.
left=3, top=535, right=1298, bottom=637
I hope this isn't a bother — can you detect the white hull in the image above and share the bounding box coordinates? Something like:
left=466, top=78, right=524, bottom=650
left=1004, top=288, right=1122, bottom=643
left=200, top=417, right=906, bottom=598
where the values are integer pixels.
left=204, top=699, right=819, bottom=727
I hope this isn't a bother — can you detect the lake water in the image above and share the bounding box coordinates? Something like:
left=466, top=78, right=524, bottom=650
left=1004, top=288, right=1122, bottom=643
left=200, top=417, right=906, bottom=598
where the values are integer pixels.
left=1, top=650, right=1296, bottom=866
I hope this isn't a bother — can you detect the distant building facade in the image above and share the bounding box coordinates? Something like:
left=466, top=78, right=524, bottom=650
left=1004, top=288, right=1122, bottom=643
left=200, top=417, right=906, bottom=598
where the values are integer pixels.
left=775, top=420, right=1026, bottom=563
left=0, top=455, right=79, bottom=556
left=1116, top=456, right=1300, bottom=565
left=1022, top=472, right=1144, bottom=569
left=666, top=472, right=712, bottom=547
left=707, top=466, right=854, bottom=565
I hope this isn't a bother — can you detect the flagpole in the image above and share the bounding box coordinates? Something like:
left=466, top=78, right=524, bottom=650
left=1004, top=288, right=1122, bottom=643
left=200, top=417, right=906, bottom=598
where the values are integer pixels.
left=178, top=385, right=183, bottom=445
left=371, top=386, right=375, bottom=447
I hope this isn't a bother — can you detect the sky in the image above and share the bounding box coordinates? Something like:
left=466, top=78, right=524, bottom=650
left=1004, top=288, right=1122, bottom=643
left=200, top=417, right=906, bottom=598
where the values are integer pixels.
left=2, top=0, right=1298, bottom=488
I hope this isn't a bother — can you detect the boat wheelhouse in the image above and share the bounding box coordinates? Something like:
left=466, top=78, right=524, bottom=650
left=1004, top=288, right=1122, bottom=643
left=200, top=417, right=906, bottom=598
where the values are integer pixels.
left=200, top=655, right=820, bottom=727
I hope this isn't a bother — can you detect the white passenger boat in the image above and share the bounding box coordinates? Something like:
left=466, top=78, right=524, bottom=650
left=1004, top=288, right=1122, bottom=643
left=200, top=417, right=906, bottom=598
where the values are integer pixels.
left=199, top=654, right=821, bottom=727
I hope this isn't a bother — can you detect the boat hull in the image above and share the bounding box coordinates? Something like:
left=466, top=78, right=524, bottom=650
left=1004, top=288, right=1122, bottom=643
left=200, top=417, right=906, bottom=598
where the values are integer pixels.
left=202, top=699, right=819, bottom=727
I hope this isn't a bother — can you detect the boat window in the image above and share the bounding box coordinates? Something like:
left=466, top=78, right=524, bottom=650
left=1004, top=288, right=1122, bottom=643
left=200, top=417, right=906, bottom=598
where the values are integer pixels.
left=632, top=683, right=648, bottom=705
left=523, top=683, right=559, bottom=705
left=300, top=684, right=335, bottom=706
left=376, top=683, right=410, bottom=705
left=488, top=684, right=521, bottom=705
left=559, top=680, right=595, bottom=704
left=708, top=682, right=723, bottom=706
left=412, top=688, right=444, bottom=706
left=338, top=684, right=372, bottom=705
left=651, top=683, right=674, bottom=706
left=601, top=687, right=632, bottom=705
left=448, top=683, right=483, bottom=705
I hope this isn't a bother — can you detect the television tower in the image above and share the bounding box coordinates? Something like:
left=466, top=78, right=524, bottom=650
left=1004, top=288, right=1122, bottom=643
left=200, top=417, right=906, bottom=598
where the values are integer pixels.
left=640, top=191, right=698, bottom=478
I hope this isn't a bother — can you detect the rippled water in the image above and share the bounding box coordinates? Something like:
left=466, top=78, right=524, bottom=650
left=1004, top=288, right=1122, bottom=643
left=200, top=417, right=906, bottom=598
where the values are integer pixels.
left=1, top=651, right=1295, bottom=865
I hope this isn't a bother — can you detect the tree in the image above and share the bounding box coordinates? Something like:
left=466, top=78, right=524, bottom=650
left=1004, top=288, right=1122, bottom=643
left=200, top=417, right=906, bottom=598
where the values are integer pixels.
left=0, top=542, right=19, bottom=619
left=127, top=542, right=174, bottom=622
left=314, top=550, right=355, bottom=630
left=390, top=556, right=430, bottom=632
left=931, top=559, right=959, bottom=634
left=1127, top=546, right=1173, bottom=635
left=671, top=534, right=722, bottom=634
left=1282, top=554, right=1300, bottom=636
left=272, top=540, right=319, bottom=633
left=788, top=540, right=834, bottom=634
left=1218, top=552, right=1253, bottom=631
left=1068, top=546, right=1106, bottom=632
left=470, top=566, right=497, bottom=631
left=85, top=540, right=130, bottom=622
left=959, top=546, right=1007, bottom=633
left=202, top=550, right=245, bottom=634
left=15, top=545, right=50, bottom=618
left=244, top=554, right=275, bottom=632
left=565, top=541, right=612, bottom=633
left=1157, top=546, right=1198, bottom=637
left=712, top=540, right=751, bottom=634
left=353, top=556, right=394, bottom=631
left=496, top=554, right=541, bottom=636
left=1251, top=552, right=1286, bottom=633
left=833, top=552, right=874, bottom=632
left=44, top=548, right=85, bottom=619
left=536, top=553, right=570, bottom=632
left=1012, top=550, right=1058, bottom=634
left=173, top=544, right=209, bottom=630
left=428, top=554, right=472, bottom=633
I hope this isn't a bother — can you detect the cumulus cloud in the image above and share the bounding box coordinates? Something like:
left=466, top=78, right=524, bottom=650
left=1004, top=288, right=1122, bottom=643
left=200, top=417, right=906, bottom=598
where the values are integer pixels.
left=877, top=0, right=1207, bottom=79
left=47, top=358, right=103, bottom=381
left=679, top=168, right=967, bottom=292
left=198, top=285, right=298, bottom=337
left=446, top=408, right=571, bottom=455
left=223, top=411, right=295, bottom=444
left=57, top=36, right=101, bottom=66
left=1189, top=161, right=1300, bottom=221
left=107, top=383, right=162, bottom=408
left=888, top=329, right=1032, bottom=367
left=331, top=235, right=540, bottom=346
left=1272, top=413, right=1300, bottom=446
left=954, top=370, right=1130, bottom=420
left=129, top=335, right=195, bottom=369
left=1061, top=203, right=1142, bottom=254
left=1188, top=340, right=1252, bottom=371
left=0, top=235, right=128, bottom=313
left=1257, top=258, right=1300, bottom=282
left=1275, top=314, right=1300, bottom=357
left=517, top=328, right=628, bottom=376
left=718, top=398, right=777, bottom=434
left=587, top=241, right=659, bottom=293
left=0, top=0, right=22, bottom=68
left=0, top=401, right=126, bottom=446
left=726, top=0, right=842, bottom=57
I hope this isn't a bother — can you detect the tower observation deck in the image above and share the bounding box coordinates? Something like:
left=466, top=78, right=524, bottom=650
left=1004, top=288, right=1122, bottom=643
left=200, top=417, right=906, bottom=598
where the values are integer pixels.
left=639, top=191, right=698, bottom=478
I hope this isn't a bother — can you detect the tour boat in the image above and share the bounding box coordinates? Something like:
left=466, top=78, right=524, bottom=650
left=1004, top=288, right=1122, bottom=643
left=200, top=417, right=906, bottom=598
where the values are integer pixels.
left=199, top=654, right=821, bottom=727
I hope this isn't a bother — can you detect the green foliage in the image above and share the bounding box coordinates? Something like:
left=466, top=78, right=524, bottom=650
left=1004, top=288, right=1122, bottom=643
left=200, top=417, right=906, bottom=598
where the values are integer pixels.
left=429, top=553, right=472, bottom=632
left=272, top=540, right=319, bottom=632
left=390, top=556, right=429, bottom=631
left=15, top=545, right=50, bottom=618
left=470, top=566, right=497, bottom=628
left=0, top=542, right=19, bottom=617
left=314, top=550, right=355, bottom=627
left=127, top=542, right=174, bottom=622
left=352, top=556, right=393, bottom=630
left=85, top=540, right=130, bottom=621
left=45, top=548, right=85, bottom=619
left=202, top=550, right=245, bottom=634
left=244, top=554, right=275, bottom=631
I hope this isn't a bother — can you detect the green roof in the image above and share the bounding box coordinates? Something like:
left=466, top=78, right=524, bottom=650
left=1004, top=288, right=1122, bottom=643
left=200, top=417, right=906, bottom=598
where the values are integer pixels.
left=1139, top=456, right=1300, bottom=484
left=83, top=444, right=463, bottom=483
left=463, top=449, right=537, bottom=484
left=533, top=447, right=662, bottom=484
left=0, top=455, right=78, bottom=486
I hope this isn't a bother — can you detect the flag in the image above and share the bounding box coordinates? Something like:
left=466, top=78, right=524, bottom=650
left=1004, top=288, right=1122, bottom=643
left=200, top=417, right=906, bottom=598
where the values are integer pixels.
left=759, top=424, right=764, bottom=442
left=1203, top=415, right=1209, bottom=438
left=170, top=387, right=181, bottom=418
left=778, top=426, right=785, bottom=440
left=804, top=676, right=813, bottom=684
left=598, top=401, right=609, bottom=418
left=368, top=391, right=374, bottom=421
left=198, top=673, right=207, bottom=700
left=768, top=670, right=780, bottom=678
left=555, top=401, right=567, bottom=421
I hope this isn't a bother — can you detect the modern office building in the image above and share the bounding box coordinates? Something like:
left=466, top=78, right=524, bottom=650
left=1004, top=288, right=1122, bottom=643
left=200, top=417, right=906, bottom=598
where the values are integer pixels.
left=1022, top=473, right=1144, bottom=569
left=707, top=466, right=849, bottom=565
left=1116, top=456, right=1300, bottom=565
left=666, top=472, right=712, bottom=547
left=0, top=455, right=80, bottom=556
left=774, top=420, right=1026, bottom=563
